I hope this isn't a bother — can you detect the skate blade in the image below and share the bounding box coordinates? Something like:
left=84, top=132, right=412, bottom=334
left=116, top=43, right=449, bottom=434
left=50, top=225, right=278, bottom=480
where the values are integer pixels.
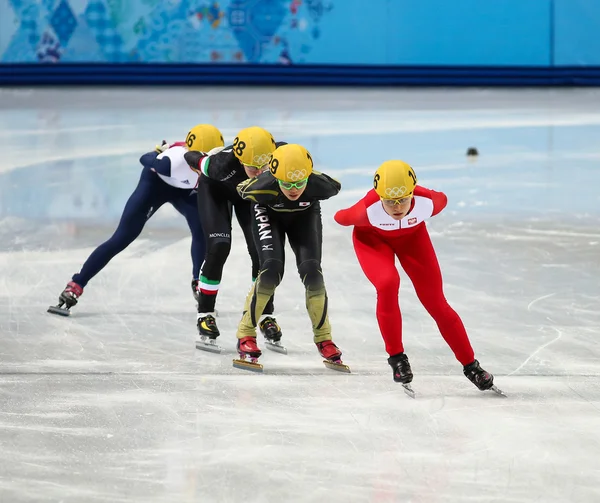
left=47, top=305, right=71, bottom=317
left=265, top=341, right=288, bottom=355
left=232, top=358, right=263, bottom=373
left=323, top=360, right=351, bottom=373
left=195, top=340, right=222, bottom=354
left=490, top=385, right=507, bottom=397
left=402, top=384, right=416, bottom=399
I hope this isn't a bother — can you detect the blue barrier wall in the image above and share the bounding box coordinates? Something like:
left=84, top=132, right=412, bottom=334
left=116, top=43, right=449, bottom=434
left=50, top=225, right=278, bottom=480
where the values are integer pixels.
left=1, top=0, right=599, bottom=85
left=554, top=0, right=600, bottom=66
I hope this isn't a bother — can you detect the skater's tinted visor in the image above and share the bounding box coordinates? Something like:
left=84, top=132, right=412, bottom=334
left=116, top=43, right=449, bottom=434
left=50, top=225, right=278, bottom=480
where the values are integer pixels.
left=381, top=196, right=412, bottom=206
left=242, top=159, right=271, bottom=171
left=278, top=178, right=308, bottom=190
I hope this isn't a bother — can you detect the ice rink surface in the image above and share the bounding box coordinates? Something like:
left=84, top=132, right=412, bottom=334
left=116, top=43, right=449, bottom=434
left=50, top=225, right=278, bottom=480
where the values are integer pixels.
left=1, top=87, right=599, bottom=503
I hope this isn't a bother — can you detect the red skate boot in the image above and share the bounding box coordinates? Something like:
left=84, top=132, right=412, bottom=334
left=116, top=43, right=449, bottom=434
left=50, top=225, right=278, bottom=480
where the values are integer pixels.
left=316, top=340, right=351, bottom=373
left=47, top=281, right=83, bottom=317
left=233, top=336, right=263, bottom=372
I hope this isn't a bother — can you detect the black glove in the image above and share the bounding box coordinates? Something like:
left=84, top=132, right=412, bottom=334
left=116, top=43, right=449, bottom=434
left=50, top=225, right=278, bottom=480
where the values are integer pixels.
left=184, top=151, right=204, bottom=170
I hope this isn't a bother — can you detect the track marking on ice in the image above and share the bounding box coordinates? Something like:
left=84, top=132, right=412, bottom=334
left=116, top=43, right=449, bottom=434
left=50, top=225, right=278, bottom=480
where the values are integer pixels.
left=508, top=327, right=562, bottom=376
left=527, top=293, right=556, bottom=312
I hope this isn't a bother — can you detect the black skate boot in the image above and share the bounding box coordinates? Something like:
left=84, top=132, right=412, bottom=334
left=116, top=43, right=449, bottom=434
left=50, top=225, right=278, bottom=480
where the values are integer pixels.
left=463, top=360, right=505, bottom=396
left=195, top=313, right=221, bottom=353
left=388, top=353, right=415, bottom=398
left=191, top=280, right=200, bottom=304
left=47, top=281, right=83, bottom=317
left=259, top=316, right=286, bottom=354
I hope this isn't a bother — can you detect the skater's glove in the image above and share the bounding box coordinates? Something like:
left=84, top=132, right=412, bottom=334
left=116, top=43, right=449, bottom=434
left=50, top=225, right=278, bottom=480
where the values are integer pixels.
left=184, top=151, right=204, bottom=172
left=154, top=140, right=170, bottom=154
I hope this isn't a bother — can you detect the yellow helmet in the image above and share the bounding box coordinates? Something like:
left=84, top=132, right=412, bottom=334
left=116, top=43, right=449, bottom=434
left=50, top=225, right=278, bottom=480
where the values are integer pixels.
left=232, top=126, right=276, bottom=167
left=373, top=160, right=418, bottom=200
left=185, top=124, right=224, bottom=151
left=269, top=144, right=314, bottom=182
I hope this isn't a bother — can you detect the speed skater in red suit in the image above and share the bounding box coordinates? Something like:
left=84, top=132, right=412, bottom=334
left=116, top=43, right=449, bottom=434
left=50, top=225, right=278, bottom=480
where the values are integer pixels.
left=334, top=160, right=501, bottom=394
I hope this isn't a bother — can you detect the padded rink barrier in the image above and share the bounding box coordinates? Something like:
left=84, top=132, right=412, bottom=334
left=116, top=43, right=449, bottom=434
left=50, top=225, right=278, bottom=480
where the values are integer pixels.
left=2, top=0, right=600, bottom=86
left=2, top=63, right=600, bottom=86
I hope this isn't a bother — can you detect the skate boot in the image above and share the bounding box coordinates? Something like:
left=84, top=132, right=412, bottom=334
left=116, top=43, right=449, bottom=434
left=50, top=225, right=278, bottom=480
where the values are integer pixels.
left=259, top=316, right=286, bottom=354
left=388, top=353, right=415, bottom=398
left=233, top=336, right=263, bottom=372
left=47, top=281, right=83, bottom=316
left=191, top=280, right=200, bottom=304
left=317, top=340, right=350, bottom=373
left=463, top=360, right=505, bottom=396
left=195, top=313, right=221, bottom=353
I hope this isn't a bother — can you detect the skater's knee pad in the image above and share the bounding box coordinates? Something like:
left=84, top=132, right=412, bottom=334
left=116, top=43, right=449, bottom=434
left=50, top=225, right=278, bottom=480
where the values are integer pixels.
left=298, top=260, right=324, bottom=291
left=259, top=259, right=284, bottom=289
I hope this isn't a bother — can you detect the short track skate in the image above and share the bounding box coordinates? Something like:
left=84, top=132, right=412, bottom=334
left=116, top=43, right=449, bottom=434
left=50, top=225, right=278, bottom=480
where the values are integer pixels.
left=232, top=336, right=263, bottom=372
left=323, top=359, right=351, bottom=373
left=47, top=302, right=72, bottom=317
left=463, top=360, right=506, bottom=397
left=317, top=340, right=350, bottom=373
left=232, top=356, right=263, bottom=372
left=196, top=314, right=221, bottom=353
left=195, top=336, right=222, bottom=354
left=47, top=282, right=83, bottom=317
left=489, top=385, right=506, bottom=397
left=402, top=384, right=416, bottom=399
left=265, top=339, right=287, bottom=355
left=260, top=317, right=287, bottom=354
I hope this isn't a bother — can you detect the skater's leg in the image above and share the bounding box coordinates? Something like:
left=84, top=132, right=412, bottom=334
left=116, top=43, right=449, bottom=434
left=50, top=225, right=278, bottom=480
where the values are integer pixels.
left=72, top=167, right=167, bottom=287
left=234, top=199, right=275, bottom=315
left=352, top=228, right=403, bottom=356
left=195, top=179, right=233, bottom=313
left=396, top=225, right=475, bottom=366
left=171, top=189, right=205, bottom=281
left=287, top=205, right=331, bottom=343
left=287, top=205, right=345, bottom=365
left=236, top=205, right=285, bottom=338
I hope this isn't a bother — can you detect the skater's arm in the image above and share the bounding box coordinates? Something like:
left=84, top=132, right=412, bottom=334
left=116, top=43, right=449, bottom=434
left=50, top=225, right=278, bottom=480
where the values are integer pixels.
left=334, top=190, right=378, bottom=227
left=309, top=171, right=341, bottom=200
left=139, top=151, right=159, bottom=167
left=185, top=148, right=234, bottom=180
left=334, top=200, right=370, bottom=227
left=414, top=186, right=448, bottom=216
left=237, top=174, right=280, bottom=204
left=183, top=151, right=208, bottom=176
left=140, top=151, right=176, bottom=177
left=237, top=172, right=279, bottom=204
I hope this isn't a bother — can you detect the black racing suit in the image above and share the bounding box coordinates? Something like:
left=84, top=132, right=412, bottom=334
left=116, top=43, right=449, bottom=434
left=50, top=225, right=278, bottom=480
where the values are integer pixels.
left=184, top=144, right=284, bottom=314
left=235, top=170, right=341, bottom=342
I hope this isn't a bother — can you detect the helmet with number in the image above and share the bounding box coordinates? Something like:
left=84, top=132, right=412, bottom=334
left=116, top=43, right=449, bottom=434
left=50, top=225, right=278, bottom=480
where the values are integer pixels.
left=185, top=124, right=224, bottom=152
left=373, top=160, right=418, bottom=200
left=269, top=144, right=314, bottom=182
left=232, top=126, right=276, bottom=167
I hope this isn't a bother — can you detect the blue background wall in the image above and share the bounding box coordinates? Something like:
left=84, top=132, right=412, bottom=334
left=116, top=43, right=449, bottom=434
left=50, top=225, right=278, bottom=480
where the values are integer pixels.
left=1, top=0, right=600, bottom=84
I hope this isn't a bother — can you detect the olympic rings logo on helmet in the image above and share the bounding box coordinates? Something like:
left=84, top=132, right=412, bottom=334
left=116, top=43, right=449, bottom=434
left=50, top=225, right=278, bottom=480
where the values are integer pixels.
left=287, top=169, right=307, bottom=181
left=385, top=186, right=408, bottom=198
left=253, top=153, right=272, bottom=165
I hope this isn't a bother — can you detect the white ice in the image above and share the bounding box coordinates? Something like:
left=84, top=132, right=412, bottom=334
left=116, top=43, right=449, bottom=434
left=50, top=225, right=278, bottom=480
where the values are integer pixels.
left=0, top=88, right=599, bottom=503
